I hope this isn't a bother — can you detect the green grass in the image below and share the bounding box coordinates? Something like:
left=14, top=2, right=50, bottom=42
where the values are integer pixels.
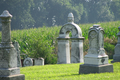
left=20, top=60, right=120, bottom=80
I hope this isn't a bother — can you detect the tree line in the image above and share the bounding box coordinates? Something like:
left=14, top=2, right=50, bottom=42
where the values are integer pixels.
left=0, top=0, right=120, bottom=30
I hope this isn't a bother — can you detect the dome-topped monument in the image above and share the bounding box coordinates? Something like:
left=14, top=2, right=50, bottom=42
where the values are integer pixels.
left=57, top=13, right=84, bottom=64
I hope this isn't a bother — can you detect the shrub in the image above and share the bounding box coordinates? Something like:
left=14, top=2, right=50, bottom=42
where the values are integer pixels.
left=5, top=21, right=119, bottom=64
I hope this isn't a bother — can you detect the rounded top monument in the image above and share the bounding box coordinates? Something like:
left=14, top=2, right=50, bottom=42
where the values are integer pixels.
left=58, top=13, right=83, bottom=38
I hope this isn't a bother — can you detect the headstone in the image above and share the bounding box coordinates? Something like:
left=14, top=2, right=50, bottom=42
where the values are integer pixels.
left=0, top=10, right=25, bottom=80
left=79, top=25, right=113, bottom=74
left=57, top=13, right=84, bottom=64
left=111, top=26, right=120, bottom=63
left=23, top=57, right=33, bottom=67
left=34, top=57, right=44, bottom=65
left=13, top=41, right=22, bottom=67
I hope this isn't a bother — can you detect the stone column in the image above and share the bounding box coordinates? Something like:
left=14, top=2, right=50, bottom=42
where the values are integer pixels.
left=0, top=10, right=25, bottom=80
left=71, top=38, right=84, bottom=63
left=111, top=26, right=120, bottom=63
left=79, top=25, right=113, bottom=74
left=57, top=38, right=70, bottom=64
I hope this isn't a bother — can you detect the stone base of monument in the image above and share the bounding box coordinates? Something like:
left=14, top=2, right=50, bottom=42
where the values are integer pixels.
left=79, top=64, right=113, bottom=74
left=0, top=74, right=25, bottom=80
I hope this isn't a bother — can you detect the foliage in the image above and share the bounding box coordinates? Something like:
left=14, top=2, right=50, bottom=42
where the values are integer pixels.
left=0, top=0, right=120, bottom=29
left=110, top=0, right=120, bottom=20
left=0, top=21, right=119, bottom=64
left=83, top=0, right=114, bottom=23
left=11, top=26, right=61, bottom=64
left=20, top=60, right=120, bottom=80
left=0, top=0, right=35, bottom=29
left=104, top=37, right=117, bottom=59
left=11, top=21, right=120, bottom=63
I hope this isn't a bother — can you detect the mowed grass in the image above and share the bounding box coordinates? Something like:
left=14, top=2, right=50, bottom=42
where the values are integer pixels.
left=20, top=60, right=120, bottom=80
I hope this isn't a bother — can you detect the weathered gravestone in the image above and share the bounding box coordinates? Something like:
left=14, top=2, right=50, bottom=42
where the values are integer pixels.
left=34, top=57, right=44, bottom=66
left=0, top=10, right=25, bottom=80
left=111, top=26, right=120, bottom=63
left=23, top=57, right=33, bottom=67
left=23, top=57, right=44, bottom=67
left=13, top=41, right=22, bottom=67
left=79, top=25, right=113, bottom=74
left=57, top=13, right=84, bottom=64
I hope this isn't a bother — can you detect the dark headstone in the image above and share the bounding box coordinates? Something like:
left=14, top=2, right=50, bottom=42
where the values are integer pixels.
left=79, top=64, right=113, bottom=74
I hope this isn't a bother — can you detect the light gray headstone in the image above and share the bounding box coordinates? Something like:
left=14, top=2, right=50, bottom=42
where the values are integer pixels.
left=57, top=13, right=84, bottom=64
left=34, top=58, right=44, bottom=65
left=0, top=10, right=25, bottom=80
left=84, top=25, right=108, bottom=65
left=79, top=24, right=113, bottom=74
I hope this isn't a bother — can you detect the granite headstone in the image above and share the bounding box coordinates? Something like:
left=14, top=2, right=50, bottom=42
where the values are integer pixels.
left=111, top=26, right=120, bottom=63
left=79, top=25, right=113, bottom=74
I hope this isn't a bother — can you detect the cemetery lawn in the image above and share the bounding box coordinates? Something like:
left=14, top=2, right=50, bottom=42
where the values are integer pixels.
left=20, top=59, right=120, bottom=80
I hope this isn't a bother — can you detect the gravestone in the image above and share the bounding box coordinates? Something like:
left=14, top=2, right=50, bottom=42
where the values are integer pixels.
left=34, top=57, right=44, bottom=66
left=79, top=25, right=113, bottom=74
left=23, top=57, right=33, bottom=67
left=57, top=13, right=84, bottom=64
left=13, top=41, right=22, bottom=67
left=111, top=26, right=120, bottom=63
left=0, top=10, right=25, bottom=80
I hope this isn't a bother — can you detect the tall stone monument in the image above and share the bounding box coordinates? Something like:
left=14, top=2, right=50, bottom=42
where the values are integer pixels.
left=79, top=25, right=113, bottom=74
left=57, top=13, right=84, bottom=64
left=0, top=10, right=25, bottom=80
left=111, top=26, right=120, bottom=63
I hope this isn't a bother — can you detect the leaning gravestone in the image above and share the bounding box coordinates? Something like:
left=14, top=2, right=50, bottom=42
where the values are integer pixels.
left=79, top=25, right=113, bottom=74
left=13, top=41, right=22, bottom=67
left=111, top=26, right=120, bottom=63
left=0, top=10, right=25, bottom=80
left=57, top=13, right=84, bottom=64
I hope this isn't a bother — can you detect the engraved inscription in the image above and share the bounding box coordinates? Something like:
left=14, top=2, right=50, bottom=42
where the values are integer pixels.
left=101, top=57, right=105, bottom=64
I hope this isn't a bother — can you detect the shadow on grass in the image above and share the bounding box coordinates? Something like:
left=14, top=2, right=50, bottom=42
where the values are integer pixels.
left=43, top=73, right=86, bottom=79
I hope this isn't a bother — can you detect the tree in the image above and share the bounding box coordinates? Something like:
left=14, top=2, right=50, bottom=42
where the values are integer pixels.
left=110, top=0, right=120, bottom=20
left=85, top=0, right=114, bottom=23
left=0, top=0, right=35, bottom=30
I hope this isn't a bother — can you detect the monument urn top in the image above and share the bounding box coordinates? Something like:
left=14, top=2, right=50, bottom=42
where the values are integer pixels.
left=0, top=10, right=12, bottom=18
left=68, top=12, right=74, bottom=22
